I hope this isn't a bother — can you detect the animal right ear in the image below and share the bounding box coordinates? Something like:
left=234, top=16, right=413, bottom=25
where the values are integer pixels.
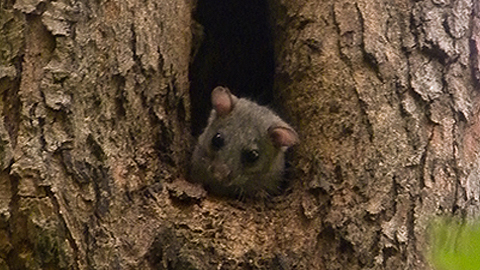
left=268, top=124, right=299, bottom=149
left=211, top=86, right=237, bottom=116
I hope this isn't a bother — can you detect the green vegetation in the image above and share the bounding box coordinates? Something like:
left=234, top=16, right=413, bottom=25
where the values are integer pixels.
left=430, top=218, right=480, bottom=270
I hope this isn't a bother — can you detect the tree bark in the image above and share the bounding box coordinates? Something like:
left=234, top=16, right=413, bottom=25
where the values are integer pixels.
left=1, top=0, right=192, bottom=269
left=0, top=0, right=479, bottom=269
left=270, top=0, right=480, bottom=269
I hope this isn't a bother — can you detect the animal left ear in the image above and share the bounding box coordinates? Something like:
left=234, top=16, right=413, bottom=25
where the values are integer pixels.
left=268, top=124, right=299, bottom=149
left=211, top=86, right=238, bottom=117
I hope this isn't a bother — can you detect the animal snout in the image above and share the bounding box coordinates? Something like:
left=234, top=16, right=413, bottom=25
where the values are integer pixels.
left=209, top=162, right=231, bottom=182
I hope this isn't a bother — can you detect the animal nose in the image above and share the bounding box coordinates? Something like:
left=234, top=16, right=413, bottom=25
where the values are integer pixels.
left=210, top=162, right=231, bottom=181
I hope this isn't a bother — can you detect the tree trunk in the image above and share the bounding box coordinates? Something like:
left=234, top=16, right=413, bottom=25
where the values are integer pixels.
left=1, top=0, right=192, bottom=269
left=270, top=0, right=480, bottom=269
left=0, top=0, right=479, bottom=270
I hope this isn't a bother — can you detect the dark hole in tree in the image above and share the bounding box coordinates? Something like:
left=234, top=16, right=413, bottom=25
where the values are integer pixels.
left=189, top=0, right=275, bottom=136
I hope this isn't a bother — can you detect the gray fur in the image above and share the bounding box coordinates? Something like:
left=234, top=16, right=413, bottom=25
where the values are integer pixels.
left=191, top=86, right=298, bottom=198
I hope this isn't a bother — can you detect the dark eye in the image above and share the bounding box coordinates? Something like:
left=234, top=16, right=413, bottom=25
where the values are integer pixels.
left=211, top=133, right=224, bottom=150
left=242, top=149, right=259, bottom=164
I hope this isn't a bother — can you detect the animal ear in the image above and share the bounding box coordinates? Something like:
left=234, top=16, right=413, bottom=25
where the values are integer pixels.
left=211, top=86, right=237, bottom=117
left=268, top=124, right=299, bottom=149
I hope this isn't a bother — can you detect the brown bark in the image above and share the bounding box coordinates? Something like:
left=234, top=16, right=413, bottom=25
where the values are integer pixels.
left=1, top=0, right=192, bottom=269
left=270, top=0, right=480, bottom=268
left=0, top=0, right=479, bottom=269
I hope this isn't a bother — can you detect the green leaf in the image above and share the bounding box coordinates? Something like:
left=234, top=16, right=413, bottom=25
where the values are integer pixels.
left=429, top=218, right=480, bottom=270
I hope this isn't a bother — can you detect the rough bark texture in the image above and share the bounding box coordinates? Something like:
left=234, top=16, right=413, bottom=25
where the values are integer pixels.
left=1, top=0, right=480, bottom=269
left=270, top=0, right=480, bottom=269
left=1, top=0, right=192, bottom=269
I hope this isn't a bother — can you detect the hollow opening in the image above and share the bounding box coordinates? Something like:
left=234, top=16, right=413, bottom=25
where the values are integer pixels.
left=189, top=0, right=275, bottom=136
